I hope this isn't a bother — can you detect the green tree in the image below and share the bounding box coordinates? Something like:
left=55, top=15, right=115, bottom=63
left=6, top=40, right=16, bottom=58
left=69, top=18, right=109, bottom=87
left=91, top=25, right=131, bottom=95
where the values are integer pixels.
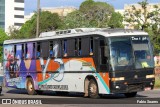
left=39, top=11, right=63, bottom=32
left=108, top=12, right=124, bottom=28
left=8, top=26, right=21, bottom=39
left=64, top=0, right=115, bottom=28
left=124, top=0, right=160, bottom=54
left=0, top=28, right=9, bottom=62
left=146, top=28, right=160, bottom=55
left=79, top=0, right=114, bottom=27
left=63, top=10, right=89, bottom=29
left=10, top=11, right=63, bottom=39
left=124, top=0, right=150, bottom=30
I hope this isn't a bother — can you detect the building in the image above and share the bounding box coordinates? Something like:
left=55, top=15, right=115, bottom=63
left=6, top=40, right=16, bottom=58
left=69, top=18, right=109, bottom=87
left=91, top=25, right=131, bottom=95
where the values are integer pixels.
left=25, top=6, right=77, bottom=22
left=41, top=7, right=77, bottom=17
left=24, top=12, right=34, bottom=22
left=115, top=9, right=125, bottom=15
left=0, top=0, right=5, bottom=29
left=0, top=0, right=25, bottom=33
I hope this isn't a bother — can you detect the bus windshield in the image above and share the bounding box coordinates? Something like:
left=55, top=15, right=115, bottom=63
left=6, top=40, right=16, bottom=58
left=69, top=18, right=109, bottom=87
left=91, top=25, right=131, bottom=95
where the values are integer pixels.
left=109, top=36, right=154, bottom=71
left=131, top=36, right=154, bottom=69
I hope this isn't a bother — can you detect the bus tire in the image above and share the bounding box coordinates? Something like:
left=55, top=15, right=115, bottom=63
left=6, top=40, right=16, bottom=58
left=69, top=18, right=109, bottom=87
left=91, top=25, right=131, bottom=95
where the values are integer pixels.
left=88, top=79, right=99, bottom=98
left=26, top=78, right=37, bottom=95
left=124, top=92, right=137, bottom=98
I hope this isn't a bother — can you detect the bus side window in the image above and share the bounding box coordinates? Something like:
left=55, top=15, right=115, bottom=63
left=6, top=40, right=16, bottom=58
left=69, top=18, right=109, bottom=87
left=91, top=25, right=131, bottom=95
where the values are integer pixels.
left=49, top=41, right=53, bottom=57
left=63, top=40, right=67, bottom=57
left=99, top=39, right=109, bottom=71
left=33, top=43, right=36, bottom=59
left=57, top=40, right=62, bottom=57
left=25, top=43, right=28, bottom=59
left=41, top=41, right=49, bottom=58
left=67, top=39, right=75, bottom=57
left=100, top=40, right=107, bottom=64
left=75, top=38, right=78, bottom=56
left=37, top=42, right=41, bottom=58
left=90, top=37, right=93, bottom=55
left=78, top=38, right=81, bottom=56
left=81, top=38, right=90, bottom=56
left=14, top=45, right=16, bottom=58
left=22, top=44, right=24, bottom=58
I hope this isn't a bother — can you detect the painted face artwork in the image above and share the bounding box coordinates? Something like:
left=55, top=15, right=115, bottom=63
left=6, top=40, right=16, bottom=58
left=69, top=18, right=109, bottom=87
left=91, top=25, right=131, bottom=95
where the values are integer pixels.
left=4, top=45, right=20, bottom=78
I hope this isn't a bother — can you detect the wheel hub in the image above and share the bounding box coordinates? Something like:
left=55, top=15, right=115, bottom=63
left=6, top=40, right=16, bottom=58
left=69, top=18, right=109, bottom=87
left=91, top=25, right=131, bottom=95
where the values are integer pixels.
left=90, top=83, right=97, bottom=94
left=28, top=81, right=33, bottom=91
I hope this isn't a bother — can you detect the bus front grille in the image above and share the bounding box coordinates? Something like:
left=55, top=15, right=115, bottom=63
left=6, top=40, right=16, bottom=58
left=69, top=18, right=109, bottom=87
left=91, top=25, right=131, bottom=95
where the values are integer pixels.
left=127, top=84, right=143, bottom=92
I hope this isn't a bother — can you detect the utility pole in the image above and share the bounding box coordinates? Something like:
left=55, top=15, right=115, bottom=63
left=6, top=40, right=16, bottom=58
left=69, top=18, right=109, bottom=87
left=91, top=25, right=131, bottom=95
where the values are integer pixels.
left=36, top=0, right=40, bottom=38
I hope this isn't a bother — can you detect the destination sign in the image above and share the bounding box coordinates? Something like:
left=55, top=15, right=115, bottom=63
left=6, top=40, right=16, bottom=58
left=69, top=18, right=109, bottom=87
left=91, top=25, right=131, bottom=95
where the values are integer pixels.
left=131, top=37, right=147, bottom=41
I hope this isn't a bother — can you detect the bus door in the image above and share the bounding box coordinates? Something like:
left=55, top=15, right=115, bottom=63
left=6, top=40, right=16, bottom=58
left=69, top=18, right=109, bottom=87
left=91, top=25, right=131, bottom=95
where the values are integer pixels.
left=94, top=37, right=110, bottom=92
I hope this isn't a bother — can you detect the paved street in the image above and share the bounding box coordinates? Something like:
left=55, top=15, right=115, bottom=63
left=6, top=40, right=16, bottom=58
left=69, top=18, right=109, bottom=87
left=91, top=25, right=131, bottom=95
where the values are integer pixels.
left=0, top=87, right=160, bottom=99
left=0, top=87, right=160, bottom=107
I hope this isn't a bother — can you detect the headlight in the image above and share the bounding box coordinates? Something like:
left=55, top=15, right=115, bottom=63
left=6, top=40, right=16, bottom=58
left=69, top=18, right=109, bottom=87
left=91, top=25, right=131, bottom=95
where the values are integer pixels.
left=111, top=77, right=125, bottom=81
left=146, top=74, right=155, bottom=79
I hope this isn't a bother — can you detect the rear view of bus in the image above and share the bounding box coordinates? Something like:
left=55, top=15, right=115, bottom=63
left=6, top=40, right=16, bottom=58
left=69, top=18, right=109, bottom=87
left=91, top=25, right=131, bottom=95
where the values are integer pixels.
left=108, top=31, right=155, bottom=97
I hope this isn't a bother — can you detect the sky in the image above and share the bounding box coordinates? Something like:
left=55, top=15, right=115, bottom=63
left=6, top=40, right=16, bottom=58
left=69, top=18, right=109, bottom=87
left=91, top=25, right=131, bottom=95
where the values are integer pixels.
left=25, top=0, right=160, bottom=15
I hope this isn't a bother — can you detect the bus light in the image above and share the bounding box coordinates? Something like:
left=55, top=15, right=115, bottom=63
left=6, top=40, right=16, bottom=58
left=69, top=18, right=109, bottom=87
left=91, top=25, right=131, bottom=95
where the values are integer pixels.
left=124, top=82, right=128, bottom=85
left=115, top=86, right=120, bottom=89
left=111, top=77, right=125, bottom=81
left=146, top=75, right=155, bottom=79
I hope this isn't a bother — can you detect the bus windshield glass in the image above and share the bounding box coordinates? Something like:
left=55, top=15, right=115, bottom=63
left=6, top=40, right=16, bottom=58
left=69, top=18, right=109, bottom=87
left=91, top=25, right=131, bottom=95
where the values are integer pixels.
left=109, top=36, right=154, bottom=71
left=131, top=36, right=154, bottom=69
left=109, top=37, right=133, bottom=71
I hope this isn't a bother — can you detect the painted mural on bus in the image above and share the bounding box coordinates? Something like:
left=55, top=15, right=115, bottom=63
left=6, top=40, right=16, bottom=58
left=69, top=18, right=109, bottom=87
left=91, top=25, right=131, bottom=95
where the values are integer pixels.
left=3, top=28, right=155, bottom=98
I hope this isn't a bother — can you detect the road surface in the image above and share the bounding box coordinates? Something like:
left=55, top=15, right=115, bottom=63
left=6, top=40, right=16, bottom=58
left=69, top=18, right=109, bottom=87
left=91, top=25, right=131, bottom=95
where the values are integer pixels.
left=0, top=87, right=160, bottom=107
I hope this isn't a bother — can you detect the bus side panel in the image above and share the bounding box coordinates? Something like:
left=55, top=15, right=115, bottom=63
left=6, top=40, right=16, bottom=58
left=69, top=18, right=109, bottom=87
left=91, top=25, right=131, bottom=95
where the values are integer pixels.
left=35, top=57, right=110, bottom=94
left=3, top=43, right=37, bottom=89
left=96, top=72, right=110, bottom=94
left=17, top=43, right=37, bottom=89
left=3, top=44, right=22, bottom=88
left=36, top=59, right=60, bottom=82
left=21, top=43, right=37, bottom=89
left=3, top=43, right=110, bottom=94
left=20, top=59, right=37, bottom=89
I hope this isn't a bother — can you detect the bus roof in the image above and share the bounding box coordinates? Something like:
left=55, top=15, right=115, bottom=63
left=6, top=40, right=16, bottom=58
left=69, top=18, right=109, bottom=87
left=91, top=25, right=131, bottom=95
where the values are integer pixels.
left=4, top=28, right=148, bottom=45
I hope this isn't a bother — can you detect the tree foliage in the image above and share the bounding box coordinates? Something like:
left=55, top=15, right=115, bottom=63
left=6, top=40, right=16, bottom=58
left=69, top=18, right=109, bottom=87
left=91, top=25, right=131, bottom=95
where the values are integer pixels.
left=63, top=0, right=116, bottom=28
left=63, top=10, right=88, bottom=29
left=124, top=0, right=160, bottom=54
left=10, top=11, right=62, bottom=39
left=108, top=12, right=124, bottom=28
left=124, top=0, right=150, bottom=30
left=79, top=0, right=114, bottom=27
left=0, top=28, right=9, bottom=62
left=9, top=0, right=124, bottom=39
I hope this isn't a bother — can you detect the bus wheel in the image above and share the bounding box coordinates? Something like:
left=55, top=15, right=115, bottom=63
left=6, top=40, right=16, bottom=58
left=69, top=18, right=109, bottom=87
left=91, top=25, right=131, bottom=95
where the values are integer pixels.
left=124, top=92, right=137, bottom=98
left=26, top=78, right=36, bottom=95
left=88, top=79, right=99, bottom=98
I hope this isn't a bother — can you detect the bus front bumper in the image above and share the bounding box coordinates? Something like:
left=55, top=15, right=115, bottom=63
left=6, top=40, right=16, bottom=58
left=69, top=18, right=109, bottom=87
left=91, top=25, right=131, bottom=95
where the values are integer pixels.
left=110, top=78, right=155, bottom=94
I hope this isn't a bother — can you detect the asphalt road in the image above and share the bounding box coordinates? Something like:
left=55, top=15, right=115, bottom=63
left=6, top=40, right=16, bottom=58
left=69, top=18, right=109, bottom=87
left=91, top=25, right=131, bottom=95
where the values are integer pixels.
left=0, top=87, right=160, bottom=107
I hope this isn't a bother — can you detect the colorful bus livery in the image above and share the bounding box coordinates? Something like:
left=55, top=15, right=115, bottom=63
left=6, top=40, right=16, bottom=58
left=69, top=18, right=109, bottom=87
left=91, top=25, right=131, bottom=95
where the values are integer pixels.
left=3, top=28, right=155, bottom=98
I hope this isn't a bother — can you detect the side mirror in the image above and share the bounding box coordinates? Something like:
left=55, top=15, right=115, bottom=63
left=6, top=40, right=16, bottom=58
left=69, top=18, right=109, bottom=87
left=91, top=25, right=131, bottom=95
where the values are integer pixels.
left=104, top=46, right=109, bottom=57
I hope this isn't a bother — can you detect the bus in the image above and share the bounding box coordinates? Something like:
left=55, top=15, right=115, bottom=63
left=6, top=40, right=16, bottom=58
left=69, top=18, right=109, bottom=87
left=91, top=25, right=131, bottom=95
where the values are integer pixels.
left=0, top=74, right=2, bottom=94
left=3, top=28, right=155, bottom=98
